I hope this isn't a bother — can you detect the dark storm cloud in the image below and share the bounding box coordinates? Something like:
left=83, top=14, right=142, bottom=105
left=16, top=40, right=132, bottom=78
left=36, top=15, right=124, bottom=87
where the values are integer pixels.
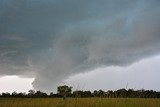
left=0, top=0, right=160, bottom=91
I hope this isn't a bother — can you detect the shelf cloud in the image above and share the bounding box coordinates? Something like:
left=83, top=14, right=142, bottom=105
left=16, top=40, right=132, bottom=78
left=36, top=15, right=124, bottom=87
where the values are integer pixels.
left=0, top=0, right=160, bottom=91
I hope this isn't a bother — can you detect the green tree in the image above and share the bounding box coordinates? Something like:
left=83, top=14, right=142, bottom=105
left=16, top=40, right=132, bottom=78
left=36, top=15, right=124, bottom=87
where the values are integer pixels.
left=57, top=85, right=72, bottom=100
left=28, top=90, right=35, bottom=97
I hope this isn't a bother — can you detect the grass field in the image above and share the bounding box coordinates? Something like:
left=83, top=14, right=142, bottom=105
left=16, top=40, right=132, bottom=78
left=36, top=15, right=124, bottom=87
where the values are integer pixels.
left=0, top=98, right=160, bottom=107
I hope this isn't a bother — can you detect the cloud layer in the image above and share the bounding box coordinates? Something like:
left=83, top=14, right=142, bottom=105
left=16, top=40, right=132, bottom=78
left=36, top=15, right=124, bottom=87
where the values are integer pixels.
left=0, top=0, right=160, bottom=91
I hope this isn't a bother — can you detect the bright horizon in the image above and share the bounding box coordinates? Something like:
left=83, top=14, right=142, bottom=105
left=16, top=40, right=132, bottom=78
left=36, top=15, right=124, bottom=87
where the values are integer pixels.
left=0, top=55, right=160, bottom=93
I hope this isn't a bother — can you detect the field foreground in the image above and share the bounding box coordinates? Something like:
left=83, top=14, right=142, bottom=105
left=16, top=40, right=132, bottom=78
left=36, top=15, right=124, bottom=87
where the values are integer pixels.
left=0, top=98, right=160, bottom=107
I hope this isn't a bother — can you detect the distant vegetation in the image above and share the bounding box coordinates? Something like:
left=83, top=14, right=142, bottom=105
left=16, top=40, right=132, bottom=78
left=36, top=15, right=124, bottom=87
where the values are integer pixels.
left=0, top=85, right=160, bottom=98
left=0, top=85, right=160, bottom=107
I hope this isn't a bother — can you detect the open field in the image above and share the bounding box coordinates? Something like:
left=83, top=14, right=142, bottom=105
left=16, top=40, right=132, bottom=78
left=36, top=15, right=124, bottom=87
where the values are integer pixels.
left=0, top=98, right=160, bottom=107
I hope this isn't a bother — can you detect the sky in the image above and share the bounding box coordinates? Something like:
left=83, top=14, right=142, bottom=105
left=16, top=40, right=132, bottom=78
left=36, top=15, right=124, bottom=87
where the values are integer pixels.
left=0, top=55, right=160, bottom=93
left=66, top=55, right=160, bottom=92
left=0, top=0, right=160, bottom=93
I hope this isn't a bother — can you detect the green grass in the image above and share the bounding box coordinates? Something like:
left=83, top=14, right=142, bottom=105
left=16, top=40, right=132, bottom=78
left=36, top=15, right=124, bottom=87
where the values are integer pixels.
left=0, top=98, right=160, bottom=107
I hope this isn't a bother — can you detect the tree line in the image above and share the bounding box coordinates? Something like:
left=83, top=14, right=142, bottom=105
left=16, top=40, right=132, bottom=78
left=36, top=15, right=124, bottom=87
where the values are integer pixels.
left=0, top=85, right=160, bottom=98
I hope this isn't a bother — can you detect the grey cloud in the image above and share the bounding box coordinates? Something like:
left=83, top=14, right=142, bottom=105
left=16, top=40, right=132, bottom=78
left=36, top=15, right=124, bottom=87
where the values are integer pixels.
left=0, top=0, right=160, bottom=92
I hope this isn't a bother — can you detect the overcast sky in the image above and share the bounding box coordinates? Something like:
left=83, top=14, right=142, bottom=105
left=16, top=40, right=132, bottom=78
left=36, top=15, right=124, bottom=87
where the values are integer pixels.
left=0, top=0, right=160, bottom=93
left=0, top=55, right=160, bottom=93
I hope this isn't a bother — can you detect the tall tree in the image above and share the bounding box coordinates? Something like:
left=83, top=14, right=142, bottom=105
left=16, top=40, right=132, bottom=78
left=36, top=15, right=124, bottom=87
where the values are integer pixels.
left=57, top=85, right=72, bottom=100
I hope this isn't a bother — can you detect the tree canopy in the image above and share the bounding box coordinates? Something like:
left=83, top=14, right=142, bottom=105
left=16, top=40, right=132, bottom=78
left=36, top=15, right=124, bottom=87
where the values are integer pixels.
left=0, top=85, right=160, bottom=98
